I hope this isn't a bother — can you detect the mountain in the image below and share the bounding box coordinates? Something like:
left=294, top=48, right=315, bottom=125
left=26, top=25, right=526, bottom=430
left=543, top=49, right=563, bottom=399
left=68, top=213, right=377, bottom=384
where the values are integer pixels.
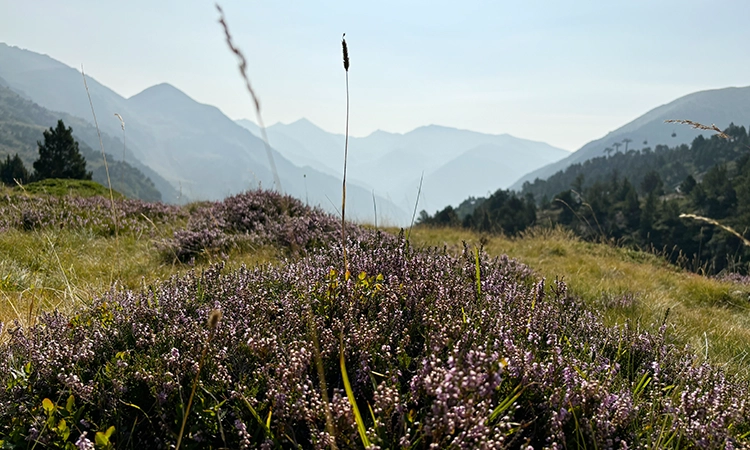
left=0, top=84, right=164, bottom=201
left=236, top=120, right=569, bottom=215
left=511, top=86, right=750, bottom=190
left=0, top=43, right=407, bottom=223
left=520, top=122, right=750, bottom=202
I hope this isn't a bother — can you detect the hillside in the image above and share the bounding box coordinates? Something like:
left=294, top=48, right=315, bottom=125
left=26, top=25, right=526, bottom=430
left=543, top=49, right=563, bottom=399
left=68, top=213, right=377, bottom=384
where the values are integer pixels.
left=512, top=86, right=750, bottom=190
left=0, top=84, right=164, bottom=201
left=1, top=187, right=750, bottom=446
left=237, top=119, right=569, bottom=215
left=425, top=123, right=750, bottom=277
left=0, top=43, right=408, bottom=223
left=521, top=123, right=750, bottom=201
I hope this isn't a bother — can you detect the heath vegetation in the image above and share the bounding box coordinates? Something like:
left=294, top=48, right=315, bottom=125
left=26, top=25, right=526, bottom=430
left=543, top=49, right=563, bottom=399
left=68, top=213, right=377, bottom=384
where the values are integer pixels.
left=2, top=7, right=750, bottom=449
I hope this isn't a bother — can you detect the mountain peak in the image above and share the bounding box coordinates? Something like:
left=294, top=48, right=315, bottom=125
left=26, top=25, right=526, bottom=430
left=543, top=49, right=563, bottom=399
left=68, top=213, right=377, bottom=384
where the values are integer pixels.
left=284, top=117, right=326, bottom=132
left=129, top=83, right=188, bottom=101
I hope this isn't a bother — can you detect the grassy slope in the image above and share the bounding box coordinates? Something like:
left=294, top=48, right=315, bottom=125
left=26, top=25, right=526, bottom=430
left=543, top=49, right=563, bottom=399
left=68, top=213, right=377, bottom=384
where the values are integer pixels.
left=0, top=227, right=277, bottom=329
left=2, top=185, right=749, bottom=377
left=0, top=185, right=278, bottom=332
left=407, top=225, right=750, bottom=377
left=19, top=178, right=125, bottom=198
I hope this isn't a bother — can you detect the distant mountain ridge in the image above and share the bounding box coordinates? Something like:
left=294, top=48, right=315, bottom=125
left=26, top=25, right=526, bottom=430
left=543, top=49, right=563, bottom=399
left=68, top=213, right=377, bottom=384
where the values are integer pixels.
left=0, top=43, right=407, bottom=223
left=511, top=86, right=750, bottom=190
left=0, top=83, right=165, bottom=201
left=236, top=119, right=570, bottom=215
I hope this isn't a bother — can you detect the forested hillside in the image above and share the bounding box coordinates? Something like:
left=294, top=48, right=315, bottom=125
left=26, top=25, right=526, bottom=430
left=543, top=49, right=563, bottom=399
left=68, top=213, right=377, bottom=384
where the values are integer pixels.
left=421, top=124, right=750, bottom=274
left=520, top=123, right=750, bottom=202
left=0, top=84, right=163, bottom=201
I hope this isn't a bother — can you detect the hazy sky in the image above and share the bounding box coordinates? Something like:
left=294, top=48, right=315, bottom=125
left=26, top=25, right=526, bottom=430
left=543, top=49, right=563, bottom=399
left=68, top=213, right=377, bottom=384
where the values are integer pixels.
left=2, top=0, right=749, bottom=151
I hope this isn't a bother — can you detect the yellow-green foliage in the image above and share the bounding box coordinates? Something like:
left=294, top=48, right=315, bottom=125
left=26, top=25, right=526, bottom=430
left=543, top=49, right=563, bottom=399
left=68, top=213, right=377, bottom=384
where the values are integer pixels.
left=0, top=215, right=277, bottom=334
left=409, top=225, right=750, bottom=377
left=19, top=178, right=124, bottom=198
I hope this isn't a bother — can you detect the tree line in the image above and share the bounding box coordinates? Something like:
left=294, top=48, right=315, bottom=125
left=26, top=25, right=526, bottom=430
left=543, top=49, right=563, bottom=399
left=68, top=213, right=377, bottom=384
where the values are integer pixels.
left=419, top=125, right=750, bottom=275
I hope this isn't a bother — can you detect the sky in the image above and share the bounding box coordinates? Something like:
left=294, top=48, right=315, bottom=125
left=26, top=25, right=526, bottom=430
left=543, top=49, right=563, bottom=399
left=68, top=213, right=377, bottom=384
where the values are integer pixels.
left=2, top=0, right=750, bottom=151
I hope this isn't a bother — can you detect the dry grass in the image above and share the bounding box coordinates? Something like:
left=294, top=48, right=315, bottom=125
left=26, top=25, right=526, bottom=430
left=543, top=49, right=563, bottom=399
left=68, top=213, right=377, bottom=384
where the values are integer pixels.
left=406, top=225, right=750, bottom=377
left=0, top=224, right=277, bottom=338
left=216, top=3, right=282, bottom=193
left=664, top=119, right=730, bottom=140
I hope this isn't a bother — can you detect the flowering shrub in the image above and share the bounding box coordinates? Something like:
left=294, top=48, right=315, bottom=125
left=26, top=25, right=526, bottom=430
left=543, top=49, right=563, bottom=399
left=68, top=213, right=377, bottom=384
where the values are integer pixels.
left=0, top=192, right=185, bottom=235
left=1, top=219, right=748, bottom=448
left=165, top=190, right=364, bottom=262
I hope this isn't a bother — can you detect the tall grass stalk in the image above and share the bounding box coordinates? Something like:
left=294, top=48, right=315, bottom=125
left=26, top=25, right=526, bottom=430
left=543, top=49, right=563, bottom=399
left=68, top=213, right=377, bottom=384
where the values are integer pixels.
left=45, top=235, right=76, bottom=306
left=406, top=171, right=424, bottom=242
left=341, top=33, right=350, bottom=273
left=114, top=113, right=125, bottom=193
left=664, top=119, right=731, bottom=140
left=216, top=3, right=282, bottom=193
left=372, top=190, right=378, bottom=229
left=679, top=213, right=750, bottom=247
left=81, top=65, right=119, bottom=241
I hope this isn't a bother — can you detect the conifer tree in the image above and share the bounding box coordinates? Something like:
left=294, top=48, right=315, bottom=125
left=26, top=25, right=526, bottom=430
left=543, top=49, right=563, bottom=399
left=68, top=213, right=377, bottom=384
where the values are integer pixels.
left=33, top=120, right=92, bottom=180
left=0, top=154, right=31, bottom=186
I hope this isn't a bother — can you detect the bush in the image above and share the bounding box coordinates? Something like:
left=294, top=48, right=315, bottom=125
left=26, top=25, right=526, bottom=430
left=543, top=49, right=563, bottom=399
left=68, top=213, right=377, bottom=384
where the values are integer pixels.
left=165, top=190, right=365, bottom=262
left=1, top=228, right=748, bottom=448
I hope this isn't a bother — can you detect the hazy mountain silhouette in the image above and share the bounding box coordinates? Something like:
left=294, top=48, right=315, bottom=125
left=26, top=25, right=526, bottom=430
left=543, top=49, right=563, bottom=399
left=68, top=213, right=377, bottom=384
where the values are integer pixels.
left=236, top=120, right=569, bottom=215
left=0, top=84, right=165, bottom=201
left=512, top=86, right=750, bottom=190
left=0, top=43, right=408, bottom=223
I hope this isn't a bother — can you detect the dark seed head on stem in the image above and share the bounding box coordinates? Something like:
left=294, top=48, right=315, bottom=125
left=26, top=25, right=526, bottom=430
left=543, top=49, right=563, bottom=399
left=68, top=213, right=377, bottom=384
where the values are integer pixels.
left=207, top=309, right=223, bottom=330
left=342, top=33, right=349, bottom=72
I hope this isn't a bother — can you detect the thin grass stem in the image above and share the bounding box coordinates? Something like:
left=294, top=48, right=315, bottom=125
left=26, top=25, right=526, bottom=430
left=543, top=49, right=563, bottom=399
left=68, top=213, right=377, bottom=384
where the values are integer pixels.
left=341, top=33, right=350, bottom=274
left=216, top=4, right=282, bottom=192
left=81, top=65, right=118, bottom=241
left=406, top=171, right=424, bottom=242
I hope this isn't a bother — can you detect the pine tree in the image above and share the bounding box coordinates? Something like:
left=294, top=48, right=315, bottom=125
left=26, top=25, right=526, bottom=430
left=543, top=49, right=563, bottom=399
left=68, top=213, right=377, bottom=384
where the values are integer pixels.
left=33, top=120, right=92, bottom=180
left=0, top=154, right=31, bottom=186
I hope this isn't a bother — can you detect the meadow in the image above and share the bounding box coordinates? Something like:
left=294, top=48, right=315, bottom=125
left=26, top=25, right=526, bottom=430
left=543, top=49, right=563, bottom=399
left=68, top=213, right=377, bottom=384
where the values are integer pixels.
left=1, top=9, right=749, bottom=448
left=1, top=183, right=749, bottom=448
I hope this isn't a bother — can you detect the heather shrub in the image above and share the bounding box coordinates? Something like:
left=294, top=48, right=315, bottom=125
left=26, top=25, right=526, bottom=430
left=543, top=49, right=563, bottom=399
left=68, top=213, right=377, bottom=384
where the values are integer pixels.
left=165, top=189, right=364, bottom=262
left=1, top=227, right=748, bottom=448
left=0, top=191, right=185, bottom=236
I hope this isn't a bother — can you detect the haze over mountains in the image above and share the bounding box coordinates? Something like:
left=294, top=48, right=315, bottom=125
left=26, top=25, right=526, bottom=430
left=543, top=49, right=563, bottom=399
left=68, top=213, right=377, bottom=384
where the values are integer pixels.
left=236, top=119, right=569, bottom=214
left=0, top=42, right=572, bottom=224
left=511, top=86, right=750, bottom=190
left=0, top=82, right=165, bottom=201
left=4, top=41, right=747, bottom=225
left=0, top=43, right=408, bottom=222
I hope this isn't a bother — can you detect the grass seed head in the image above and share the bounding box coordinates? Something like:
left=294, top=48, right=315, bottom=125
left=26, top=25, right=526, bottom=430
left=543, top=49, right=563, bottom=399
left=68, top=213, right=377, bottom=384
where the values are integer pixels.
left=207, top=308, right=223, bottom=330
left=342, top=33, right=349, bottom=71
left=665, top=119, right=730, bottom=140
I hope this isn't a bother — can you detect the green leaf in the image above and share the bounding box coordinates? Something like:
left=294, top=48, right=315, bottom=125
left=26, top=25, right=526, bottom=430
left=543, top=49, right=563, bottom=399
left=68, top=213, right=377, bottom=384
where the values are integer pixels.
left=488, top=384, right=524, bottom=424
left=42, top=398, right=54, bottom=414
left=57, top=419, right=70, bottom=440
left=95, top=426, right=115, bottom=448
left=340, top=344, right=371, bottom=448
left=66, top=395, right=75, bottom=413
left=95, top=431, right=109, bottom=447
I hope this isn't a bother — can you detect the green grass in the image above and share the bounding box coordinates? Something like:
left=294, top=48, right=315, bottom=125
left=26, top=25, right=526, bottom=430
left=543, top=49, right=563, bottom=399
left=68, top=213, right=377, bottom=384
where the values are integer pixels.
left=0, top=208, right=277, bottom=333
left=18, top=178, right=125, bottom=198
left=407, top=225, right=750, bottom=377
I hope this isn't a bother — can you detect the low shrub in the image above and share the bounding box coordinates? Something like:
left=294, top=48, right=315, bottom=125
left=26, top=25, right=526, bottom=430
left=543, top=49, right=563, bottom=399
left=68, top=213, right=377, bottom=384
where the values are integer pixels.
left=1, top=227, right=748, bottom=448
